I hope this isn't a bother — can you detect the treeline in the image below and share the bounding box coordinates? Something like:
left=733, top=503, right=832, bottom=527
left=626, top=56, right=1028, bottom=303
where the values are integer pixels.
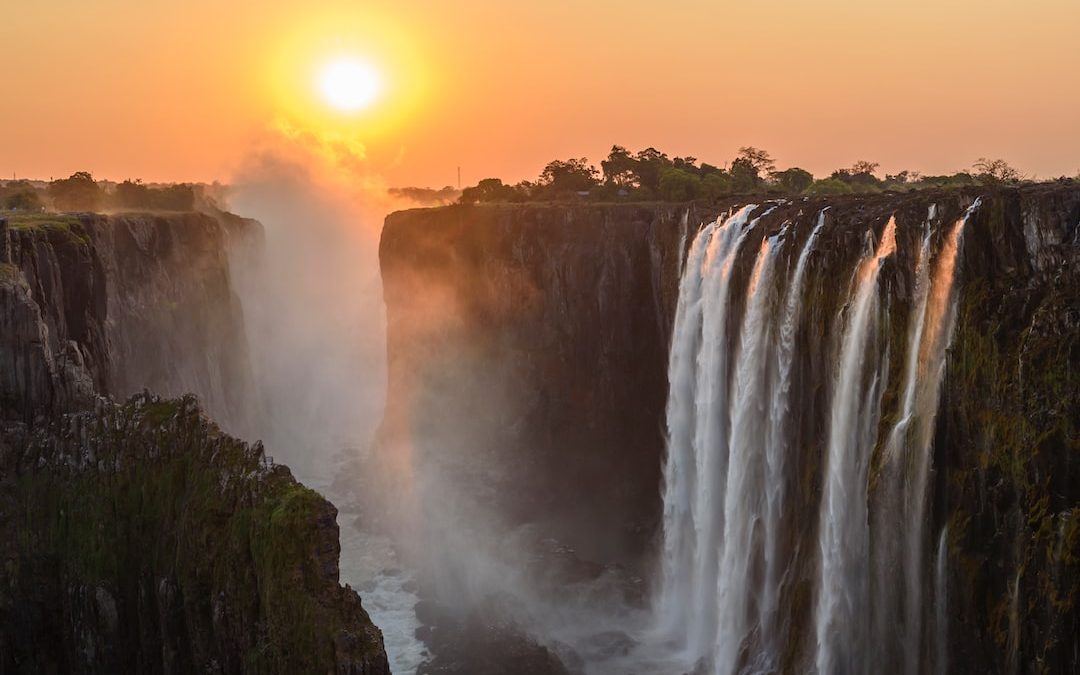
left=459, top=146, right=1034, bottom=204
left=1, top=172, right=196, bottom=213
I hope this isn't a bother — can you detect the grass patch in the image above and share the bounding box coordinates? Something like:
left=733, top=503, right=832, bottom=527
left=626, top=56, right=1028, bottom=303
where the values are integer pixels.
left=3, top=213, right=89, bottom=244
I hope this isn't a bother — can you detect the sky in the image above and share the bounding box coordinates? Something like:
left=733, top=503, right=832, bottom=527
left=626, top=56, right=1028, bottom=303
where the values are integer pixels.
left=1, top=0, right=1078, bottom=187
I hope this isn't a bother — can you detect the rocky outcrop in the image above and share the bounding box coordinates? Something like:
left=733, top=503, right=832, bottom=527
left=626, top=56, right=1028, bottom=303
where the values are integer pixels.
left=378, top=183, right=1080, bottom=671
left=0, top=393, right=389, bottom=675
left=0, top=211, right=390, bottom=674
left=0, top=217, right=105, bottom=419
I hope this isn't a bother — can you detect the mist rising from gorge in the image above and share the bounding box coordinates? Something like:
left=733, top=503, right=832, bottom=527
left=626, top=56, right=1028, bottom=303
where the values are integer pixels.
left=224, top=144, right=388, bottom=478
left=219, top=137, right=600, bottom=673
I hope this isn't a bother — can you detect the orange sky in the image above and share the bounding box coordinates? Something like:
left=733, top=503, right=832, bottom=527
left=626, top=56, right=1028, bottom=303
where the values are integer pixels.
left=2, top=0, right=1078, bottom=187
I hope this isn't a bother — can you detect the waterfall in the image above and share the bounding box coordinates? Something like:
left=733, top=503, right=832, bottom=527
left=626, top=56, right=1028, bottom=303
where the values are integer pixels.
left=655, top=200, right=980, bottom=675
left=761, top=209, right=827, bottom=638
left=814, top=216, right=896, bottom=675
left=935, top=525, right=949, bottom=675
left=873, top=199, right=979, bottom=674
left=714, top=228, right=785, bottom=673
left=658, top=205, right=757, bottom=653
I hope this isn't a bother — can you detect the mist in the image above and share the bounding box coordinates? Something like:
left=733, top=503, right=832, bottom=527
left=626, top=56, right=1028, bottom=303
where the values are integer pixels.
left=217, top=136, right=642, bottom=675
left=225, top=148, right=387, bottom=480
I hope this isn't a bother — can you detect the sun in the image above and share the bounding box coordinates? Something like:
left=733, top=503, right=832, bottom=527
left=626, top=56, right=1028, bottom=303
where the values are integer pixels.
left=317, top=57, right=382, bottom=112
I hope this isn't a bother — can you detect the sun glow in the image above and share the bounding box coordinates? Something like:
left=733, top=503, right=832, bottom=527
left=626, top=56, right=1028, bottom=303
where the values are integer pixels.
left=318, top=57, right=382, bottom=112
left=265, top=10, right=430, bottom=143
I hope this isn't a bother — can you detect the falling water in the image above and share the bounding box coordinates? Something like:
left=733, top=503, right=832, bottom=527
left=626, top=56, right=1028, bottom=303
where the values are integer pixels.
left=935, top=525, right=949, bottom=675
left=655, top=200, right=981, bottom=675
left=875, top=199, right=978, bottom=674
left=814, top=216, right=896, bottom=675
left=714, top=229, right=785, bottom=673
left=760, top=209, right=827, bottom=659
left=658, top=205, right=757, bottom=654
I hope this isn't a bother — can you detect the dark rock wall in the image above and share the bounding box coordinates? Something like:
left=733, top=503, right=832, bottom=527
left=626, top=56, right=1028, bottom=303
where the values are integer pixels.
left=96, top=211, right=258, bottom=435
left=0, top=212, right=255, bottom=430
left=380, top=203, right=712, bottom=560
left=938, top=188, right=1080, bottom=673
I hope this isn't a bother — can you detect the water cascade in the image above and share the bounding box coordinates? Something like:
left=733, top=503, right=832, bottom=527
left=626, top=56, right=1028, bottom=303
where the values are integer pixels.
left=814, top=216, right=896, bottom=675
left=655, top=200, right=980, bottom=674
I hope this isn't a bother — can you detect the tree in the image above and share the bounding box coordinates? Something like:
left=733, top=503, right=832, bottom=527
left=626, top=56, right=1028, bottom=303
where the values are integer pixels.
left=633, top=147, right=671, bottom=193
left=115, top=179, right=151, bottom=208
left=48, top=171, right=102, bottom=212
left=730, top=157, right=762, bottom=193
left=459, top=178, right=527, bottom=204
left=3, top=189, right=43, bottom=211
left=772, top=167, right=814, bottom=194
left=388, top=186, right=460, bottom=206
left=113, top=180, right=195, bottom=210
left=601, top=145, right=638, bottom=187
left=973, top=158, right=1022, bottom=185
left=736, top=147, right=776, bottom=175
left=850, top=160, right=880, bottom=176
left=672, top=156, right=699, bottom=173
left=920, top=173, right=977, bottom=189
left=701, top=172, right=733, bottom=199
left=805, top=178, right=854, bottom=196
left=830, top=167, right=882, bottom=191
left=537, top=158, right=599, bottom=196
left=658, top=167, right=701, bottom=201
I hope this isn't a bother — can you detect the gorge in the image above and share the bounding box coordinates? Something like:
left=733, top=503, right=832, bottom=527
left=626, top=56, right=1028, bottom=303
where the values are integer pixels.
left=1, top=183, right=1077, bottom=674
left=379, top=185, right=1079, bottom=674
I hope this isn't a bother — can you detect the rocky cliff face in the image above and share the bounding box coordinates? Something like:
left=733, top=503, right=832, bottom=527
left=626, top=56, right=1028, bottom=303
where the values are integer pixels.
left=378, top=184, right=1080, bottom=671
left=380, top=203, right=707, bottom=561
left=0, top=212, right=254, bottom=429
left=0, top=211, right=389, bottom=674
left=938, top=188, right=1080, bottom=672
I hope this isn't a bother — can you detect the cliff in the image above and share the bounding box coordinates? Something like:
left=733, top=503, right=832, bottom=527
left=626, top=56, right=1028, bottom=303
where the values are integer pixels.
left=378, top=184, right=1080, bottom=672
left=939, top=188, right=1080, bottom=672
left=0, top=211, right=254, bottom=429
left=379, top=203, right=705, bottom=560
left=0, top=211, right=389, bottom=674
left=0, top=394, right=387, bottom=674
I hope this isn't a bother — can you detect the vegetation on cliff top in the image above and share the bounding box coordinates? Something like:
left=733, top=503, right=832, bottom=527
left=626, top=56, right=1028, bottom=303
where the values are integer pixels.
left=1, top=172, right=198, bottom=213
left=452, top=146, right=1048, bottom=204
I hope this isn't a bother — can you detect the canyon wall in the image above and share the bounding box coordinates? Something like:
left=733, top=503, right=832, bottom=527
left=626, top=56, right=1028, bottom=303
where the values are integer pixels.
left=378, top=184, right=1080, bottom=672
left=0, top=211, right=255, bottom=428
left=0, top=212, right=389, bottom=674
